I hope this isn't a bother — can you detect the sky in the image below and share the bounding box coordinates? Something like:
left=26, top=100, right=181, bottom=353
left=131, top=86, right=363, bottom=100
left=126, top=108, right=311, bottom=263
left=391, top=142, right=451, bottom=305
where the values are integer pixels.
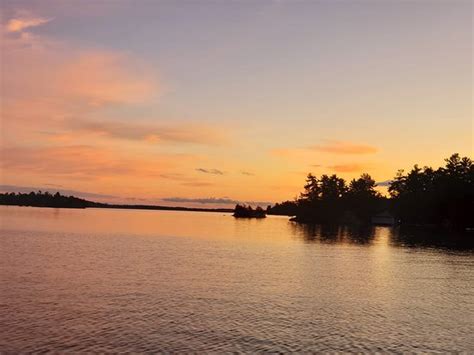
left=0, top=0, right=472, bottom=207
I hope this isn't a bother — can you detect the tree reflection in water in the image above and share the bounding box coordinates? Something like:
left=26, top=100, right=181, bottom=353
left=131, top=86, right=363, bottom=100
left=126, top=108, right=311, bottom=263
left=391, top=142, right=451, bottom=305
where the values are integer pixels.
left=290, top=222, right=474, bottom=251
left=290, top=223, right=376, bottom=245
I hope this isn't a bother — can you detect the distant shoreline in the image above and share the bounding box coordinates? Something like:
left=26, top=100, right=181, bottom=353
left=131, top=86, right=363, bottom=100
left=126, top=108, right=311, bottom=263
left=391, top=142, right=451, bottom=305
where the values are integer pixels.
left=93, top=204, right=234, bottom=213
left=0, top=204, right=235, bottom=213
left=0, top=192, right=234, bottom=213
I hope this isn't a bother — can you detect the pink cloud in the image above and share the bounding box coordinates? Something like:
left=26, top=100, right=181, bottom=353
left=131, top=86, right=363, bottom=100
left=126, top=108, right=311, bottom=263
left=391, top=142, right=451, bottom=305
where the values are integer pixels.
left=5, top=15, right=52, bottom=33
left=56, top=52, right=156, bottom=107
left=0, top=9, right=230, bottom=196
left=1, top=17, right=227, bottom=147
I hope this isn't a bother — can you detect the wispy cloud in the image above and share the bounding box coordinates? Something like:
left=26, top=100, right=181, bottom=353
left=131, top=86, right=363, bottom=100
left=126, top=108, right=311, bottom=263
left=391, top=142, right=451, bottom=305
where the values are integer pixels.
left=2, top=38, right=159, bottom=136
left=44, top=183, right=64, bottom=188
left=159, top=173, right=190, bottom=181
left=241, top=171, right=255, bottom=176
left=55, top=51, right=156, bottom=107
left=195, top=168, right=224, bottom=175
left=271, top=141, right=377, bottom=159
left=162, top=197, right=272, bottom=206
left=309, top=140, right=378, bottom=155
left=0, top=8, right=166, bottom=150
left=180, top=182, right=214, bottom=187
left=5, top=13, right=52, bottom=33
left=327, top=163, right=366, bottom=173
left=1, top=145, right=196, bottom=180
left=67, top=120, right=226, bottom=145
left=1, top=26, right=229, bottom=148
left=163, top=197, right=238, bottom=204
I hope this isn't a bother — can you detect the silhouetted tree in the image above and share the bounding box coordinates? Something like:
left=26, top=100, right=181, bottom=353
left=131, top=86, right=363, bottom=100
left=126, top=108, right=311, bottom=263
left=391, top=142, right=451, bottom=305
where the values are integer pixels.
left=320, top=174, right=347, bottom=200
left=0, top=191, right=97, bottom=208
left=301, top=173, right=320, bottom=202
left=233, top=204, right=266, bottom=218
left=389, top=153, right=473, bottom=229
left=266, top=200, right=299, bottom=216
left=346, top=174, right=382, bottom=222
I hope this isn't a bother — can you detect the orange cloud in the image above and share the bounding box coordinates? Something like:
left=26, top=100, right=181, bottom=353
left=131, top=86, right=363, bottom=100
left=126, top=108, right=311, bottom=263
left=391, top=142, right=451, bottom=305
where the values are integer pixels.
left=5, top=16, right=51, bottom=33
left=309, top=140, right=378, bottom=155
left=56, top=52, right=155, bottom=107
left=180, top=182, right=214, bottom=187
left=66, top=120, right=226, bottom=145
left=1, top=17, right=228, bottom=148
left=3, top=47, right=156, bottom=109
left=1, top=145, right=197, bottom=181
left=0, top=13, right=236, bottom=200
left=270, top=141, right=377, bottom=160
left=1, top=13, right=158, bottom=118
left=327, top=163, right=367, bottom=173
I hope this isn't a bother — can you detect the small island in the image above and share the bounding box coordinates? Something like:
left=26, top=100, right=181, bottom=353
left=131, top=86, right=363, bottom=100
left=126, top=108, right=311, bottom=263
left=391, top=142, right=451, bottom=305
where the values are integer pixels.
left=233, top=204, right=266, bottom=218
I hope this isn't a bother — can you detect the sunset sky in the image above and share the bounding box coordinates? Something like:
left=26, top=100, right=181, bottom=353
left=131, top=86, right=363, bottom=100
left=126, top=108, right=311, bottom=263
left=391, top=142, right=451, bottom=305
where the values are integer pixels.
left=1, top=0, right=472, bottom=207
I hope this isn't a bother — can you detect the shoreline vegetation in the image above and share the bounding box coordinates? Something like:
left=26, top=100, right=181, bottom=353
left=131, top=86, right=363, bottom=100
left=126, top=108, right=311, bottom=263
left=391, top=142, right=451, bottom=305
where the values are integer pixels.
left=265, top=153, right=473, bottom=230
left=0, top=192, right=233, bottom=213
left=0, top=154, right=472, bottom=230
left=233, top=204, right=266, bottom=218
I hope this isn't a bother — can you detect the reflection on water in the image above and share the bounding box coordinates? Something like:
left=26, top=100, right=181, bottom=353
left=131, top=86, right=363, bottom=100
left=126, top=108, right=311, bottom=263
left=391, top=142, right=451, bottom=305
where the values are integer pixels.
left=391, top=226, right=474, bottom=251
left=290, top=223, right=377, bottom=245
left=291, top=223, right=474, bottom=251
left=1, top=206, right=473, bottom=352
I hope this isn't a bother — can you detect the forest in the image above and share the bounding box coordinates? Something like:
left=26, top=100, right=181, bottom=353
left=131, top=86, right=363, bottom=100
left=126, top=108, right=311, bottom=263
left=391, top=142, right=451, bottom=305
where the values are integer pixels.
left=266, top=154, right=473, bottom=229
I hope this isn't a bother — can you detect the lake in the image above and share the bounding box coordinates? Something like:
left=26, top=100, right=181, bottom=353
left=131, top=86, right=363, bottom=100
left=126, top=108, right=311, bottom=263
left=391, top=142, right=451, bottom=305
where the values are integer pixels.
left=1, top=206, right=473, bottom=352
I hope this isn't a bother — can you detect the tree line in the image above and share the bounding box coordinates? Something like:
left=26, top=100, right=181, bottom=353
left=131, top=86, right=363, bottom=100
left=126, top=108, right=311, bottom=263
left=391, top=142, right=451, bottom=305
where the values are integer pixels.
left=266, top=153, right=473, bottom=229
left=0, top=191, right=97, bottom=208
left=0, top=191, right=237, bottom=213
left=233, top=204, right=266, bottom=218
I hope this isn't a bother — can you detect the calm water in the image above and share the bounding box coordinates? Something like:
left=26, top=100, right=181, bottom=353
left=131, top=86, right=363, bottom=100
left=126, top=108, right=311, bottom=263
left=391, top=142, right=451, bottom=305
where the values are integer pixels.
left=1, top=206, right=473, bottom=352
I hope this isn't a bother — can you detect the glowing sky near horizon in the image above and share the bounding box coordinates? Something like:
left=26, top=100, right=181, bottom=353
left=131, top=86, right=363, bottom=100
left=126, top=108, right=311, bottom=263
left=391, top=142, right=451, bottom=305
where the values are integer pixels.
left=0, top=0, right=472, bottom=206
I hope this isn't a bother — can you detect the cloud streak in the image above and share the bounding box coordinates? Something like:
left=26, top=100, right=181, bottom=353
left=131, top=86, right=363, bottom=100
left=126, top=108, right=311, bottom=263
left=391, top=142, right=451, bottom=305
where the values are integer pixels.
left=163, top=197, right=238, bottom=204
left=5, top=13, right=52, bottom=33
left=271, top=141, right=378, bottom=160
left=195, top=168, right=224, bottom=175
left=310, top=140, right=378, bottom=155
left=162, top=197, right=272, bottom=206
left=1, top=24, right=228, bottom=148
left=327, top=163, right=366, bottom=173
left=68, top=120, right=225, bottom=145
left=180, top=182, right=214, bottom=187
left=1, top=145, right=196, bottom=180
left=1, top=34, right=159, bottom=139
